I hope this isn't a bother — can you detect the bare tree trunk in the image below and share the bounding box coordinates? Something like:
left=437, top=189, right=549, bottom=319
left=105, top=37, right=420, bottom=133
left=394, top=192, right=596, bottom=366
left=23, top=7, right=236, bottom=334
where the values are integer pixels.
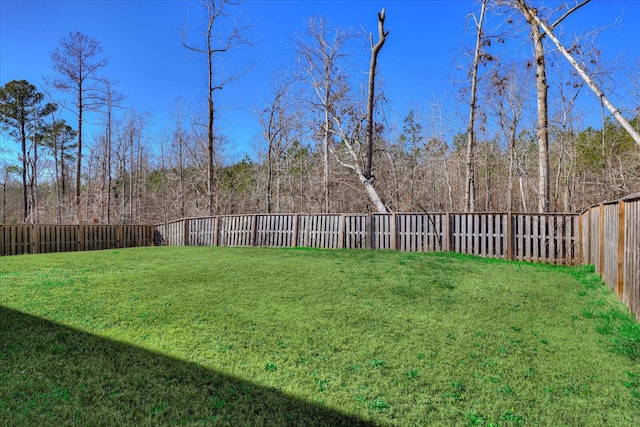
left=333, top=139, right=387, bottom=212
left=266, top=145, right=273, bottom=213
left=1, top=170, right=7, bottom=223
left=61, top=146, right=67, bottom=222
left=183, top=0, right=250, bottom=216
left=532, top=23, right=550, bottom=213
left=464, top=0, right=487, bottom=213
left=179, top=137, right=185, bottom=218
left=514, top=0, right=593, bottom=212
left=52, top=119, right=62, bottom=224
left=359, top=8, right=388, bottom=213
left=517, top=154, right=528, bottom=212
left=106, top=113, right=112, bottom=224
left=33, top=130, right=39, bottom=223
left=100, top=80, right=123, bottom=224
left=321, top=106, right=329, bottom=212
left=128, top=118, right=134, bottom=223
left=77, top=88, right=83, bottom=221
left=443, top=149, right=453, bottom=212
left=365, top=9, right=388, bottom=180
left=159, top=140, right=168, bottom=223
left=20, top=122, right=28, bottom=223
left=508, top=139, right=514, bottom=212
left=207, top=24, right=215, bottom=216
left=514, top=0, right=550, bottom=212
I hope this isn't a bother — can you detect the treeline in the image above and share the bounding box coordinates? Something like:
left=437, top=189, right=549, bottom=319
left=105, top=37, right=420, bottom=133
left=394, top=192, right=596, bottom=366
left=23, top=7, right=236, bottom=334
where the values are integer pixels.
left=1, top=101, right=637, bottom=225
left=1, top=0, right=639, bottom=225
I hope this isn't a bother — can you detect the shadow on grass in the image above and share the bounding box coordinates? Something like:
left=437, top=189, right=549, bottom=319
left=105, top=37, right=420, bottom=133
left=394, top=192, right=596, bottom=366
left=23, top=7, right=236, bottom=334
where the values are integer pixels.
left=0, top=306, right=374, bottom=426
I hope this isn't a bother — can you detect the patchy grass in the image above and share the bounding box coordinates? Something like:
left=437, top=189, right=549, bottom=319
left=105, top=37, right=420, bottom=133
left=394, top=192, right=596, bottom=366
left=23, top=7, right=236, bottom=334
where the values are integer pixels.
left=0, top=247, right=639, bottom=426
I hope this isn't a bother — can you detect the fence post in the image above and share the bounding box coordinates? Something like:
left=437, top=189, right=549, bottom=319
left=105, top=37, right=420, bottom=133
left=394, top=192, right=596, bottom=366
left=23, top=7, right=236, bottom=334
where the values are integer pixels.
left=598, top=204, right=605, bottom=274
left=32, top=225, right=39, bottom=254
left=584, top=208, right=591, bottom=265
left=617, top=200, right=626, bottom=297
left=390, top=213, right=397, bottom=251
left=183, top=219, right=189, bottom=247
left=292, top=214, right=299, bottom=248
left=367, top=214, right=374, bottom=250
left=212, top=217, right=218, bottom=247
left=444, top=213, right=451, bottom=252
left=118, top=225, right=123, bottom=248
left=338, top=214, right=345, bottom=249
left=251, top=214, right=258, bottom=246
left=507, top=213, right=514, bottom=261
left=78, top=225, right=84, bottom=252
left=578, top=212, right=584, bottom=264
left=149, top=225, right=156, bottom=247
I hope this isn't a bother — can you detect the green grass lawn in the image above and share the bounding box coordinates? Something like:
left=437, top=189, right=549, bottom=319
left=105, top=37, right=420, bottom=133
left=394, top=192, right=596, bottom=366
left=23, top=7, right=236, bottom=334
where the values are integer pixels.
left=1, top=247, right=639, bottom=426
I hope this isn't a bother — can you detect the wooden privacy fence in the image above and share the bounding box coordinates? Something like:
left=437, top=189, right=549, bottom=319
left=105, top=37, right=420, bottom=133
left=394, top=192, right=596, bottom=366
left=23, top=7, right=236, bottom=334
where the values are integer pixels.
left=0, top=224, right=155, bottom=256
left=4, top=201, right=639, bottom=320
left=581, top=193, right=640, bottom=321
left=155, top=212, right=580, bottom=264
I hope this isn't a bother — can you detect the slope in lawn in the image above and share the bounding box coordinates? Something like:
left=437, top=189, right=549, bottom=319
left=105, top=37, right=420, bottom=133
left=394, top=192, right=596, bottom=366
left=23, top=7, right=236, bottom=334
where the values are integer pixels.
left=0, top=247, right=638, bottom=426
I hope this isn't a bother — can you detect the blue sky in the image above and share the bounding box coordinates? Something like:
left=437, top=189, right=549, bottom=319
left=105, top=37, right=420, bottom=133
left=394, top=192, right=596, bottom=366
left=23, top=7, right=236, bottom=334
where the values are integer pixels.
left=1, top=0, right=639, bottom=161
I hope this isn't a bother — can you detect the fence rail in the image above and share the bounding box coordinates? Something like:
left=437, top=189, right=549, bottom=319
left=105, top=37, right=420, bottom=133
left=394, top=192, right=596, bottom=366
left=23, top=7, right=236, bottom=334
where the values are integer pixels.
left=581, top=193, right=640, bottom=321
left=154, top=212, right=580, bottom=264
left=0, top=224, right=155, bottom=256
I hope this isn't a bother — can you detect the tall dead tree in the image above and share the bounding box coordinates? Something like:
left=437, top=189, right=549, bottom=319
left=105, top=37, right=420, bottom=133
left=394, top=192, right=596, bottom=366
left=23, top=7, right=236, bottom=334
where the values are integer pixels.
left=464, top=0, right=488, bottom=212
left=182, top=0, right=250, bottom=216
left=363, top=8, right=388, bottom=212
left=512, top=0, right=588, bottom=212
left=332, top=9, right=388, bottom=213
left=364, top=9, right=389, bottom=181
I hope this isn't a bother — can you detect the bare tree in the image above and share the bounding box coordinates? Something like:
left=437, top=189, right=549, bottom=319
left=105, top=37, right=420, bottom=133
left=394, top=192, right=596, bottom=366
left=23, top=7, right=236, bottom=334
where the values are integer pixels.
left=257, top=78, right=303, bottom=213
left=294, top=17, right=356, bottom=212
left=94, top=79, right=125, bottom=224
left=169, top=98, right=192, bottom=219
left=511, top=0, right=588, bottom=212
left=182, top=0, right=251, bottom=216
left=331, top=9, right=388, bottom=213
left=488, top=63, right=531, bottom=212
left=364, top=9, right=389, bottom=182
left=464, top=0, right=488, bottom=213
left=524, top=4, right=640, bottom=146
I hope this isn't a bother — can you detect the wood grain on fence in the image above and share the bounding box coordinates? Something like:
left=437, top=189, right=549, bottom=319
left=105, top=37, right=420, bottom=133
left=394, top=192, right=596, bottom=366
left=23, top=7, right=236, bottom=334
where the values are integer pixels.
left=580, top=193, right=640, bottom=321
left=623, top=198, right=640, bottom=320
left=602, top=203, right=620, bottom=293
